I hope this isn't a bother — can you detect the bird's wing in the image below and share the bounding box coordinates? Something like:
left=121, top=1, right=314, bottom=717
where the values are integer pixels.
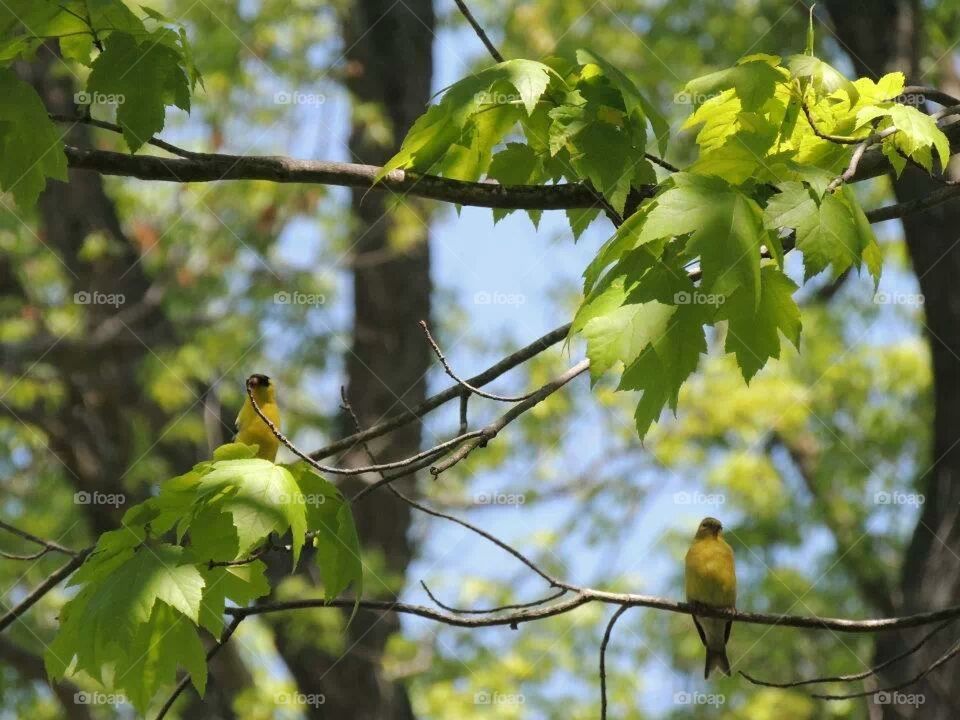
left=692, top=616, right=708, bottom=648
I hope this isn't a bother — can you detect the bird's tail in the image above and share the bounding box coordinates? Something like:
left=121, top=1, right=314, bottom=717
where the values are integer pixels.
left=704, top=648, right=730, bottom=679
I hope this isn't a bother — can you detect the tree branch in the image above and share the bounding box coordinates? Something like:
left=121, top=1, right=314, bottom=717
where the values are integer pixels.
left=740, top=618, right=956, bottom=689
left=453, top=0, right=504, bottom=63
left=311, top=323, right=571, bottom=460
left=428, top=358, right=590, bottom=476
left=0, top=548, right=92, bottom=633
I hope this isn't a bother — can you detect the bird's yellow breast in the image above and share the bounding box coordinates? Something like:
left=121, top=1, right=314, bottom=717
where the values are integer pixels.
left=685, top=536, right=736, bottom=608
left=235, top=392, right=281, bottom=461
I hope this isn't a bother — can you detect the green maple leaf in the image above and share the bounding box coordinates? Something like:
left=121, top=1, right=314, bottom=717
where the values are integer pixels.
left=720, top=265, right=801, bottom=382
left=685, top=54, right=784, bottom=111
left=788, top=54, right=859, bottom=104
left=639, top=173, right=765, bottom=305
left=856, top=103, right=950, bottom=171
left=764, top=181, right=877, bottom=281
left=198, top=561, right=270, bottom=636
left=197, top=458, right=307, bottom=568
left=576, top=48, right=669, bottom=153
left=617, top=305, right=707, bottom=436
left=0, top=69, right=68, bottom=207
left=378, top=59, right=558, bottom=179
left=292, top=466, right=363, bottom=617
left=583, top=301, right=676, bottom=380
left=46, top=543, right=204, bottom=686
left=123, top=602, right=207, bottom=713
left=86, top=31, right=190, bottom=152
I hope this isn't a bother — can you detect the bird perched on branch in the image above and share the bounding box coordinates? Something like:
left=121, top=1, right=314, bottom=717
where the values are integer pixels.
left=685, top=516, right=736, bottom=678
left=235, top=373, right=281, bottom=461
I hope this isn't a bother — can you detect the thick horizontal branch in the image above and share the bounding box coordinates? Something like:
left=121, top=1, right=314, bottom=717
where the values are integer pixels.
left=63, top=146, right=623, bottom=210
left=59, top=118, right=960, bottom=218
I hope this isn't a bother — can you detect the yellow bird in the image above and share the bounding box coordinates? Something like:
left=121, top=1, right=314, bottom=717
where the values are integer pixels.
left=235, top=373, right=281, bottom=461
left=684, top=516, right=736, bottom=678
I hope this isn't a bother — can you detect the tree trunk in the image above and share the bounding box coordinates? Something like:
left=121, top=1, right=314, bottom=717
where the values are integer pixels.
left=266, top=2, right=434, bottom=718
left=825, top=3, right=960, bottom=716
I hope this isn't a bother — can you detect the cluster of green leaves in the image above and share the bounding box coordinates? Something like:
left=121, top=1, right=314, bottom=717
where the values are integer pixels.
left=44, top=442, right=361, bottom=714
left=0, top=0, right=199, bottom=205
left=573, top=54, right=948, bottom=438
left=382, top=47, right=949, bottom=439
left=378, top=49, right=668, bottom=236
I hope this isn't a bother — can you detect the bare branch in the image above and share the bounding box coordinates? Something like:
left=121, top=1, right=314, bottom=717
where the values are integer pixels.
left=224, top=592, right=960, bottom=633
left=51, top=114, right=207, bottom=159
left=311, top=323, right=571, bottom=460
left=0, top=549, right=92, bottom=633
left=0, top=520, right=79, bottom=557
left=420, top=580, right=567, bottom=615
left=63, top=145, right=631, bottom=210
left=429, top=359, right=591, bottom=476
left=420, top=320, right=541, bottom=402
left=453, top=0, right=504, bottom=63
left=243, top=380, right=482, bottom=476
left=812, top=636, right=960, bottom=701
left=600, top=605, right=631, bottom=720
left=740, top=619, right=956, bottom=689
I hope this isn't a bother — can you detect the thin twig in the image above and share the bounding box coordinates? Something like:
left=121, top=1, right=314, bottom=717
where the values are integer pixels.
left=429, top=359, right=591, bottom=477
left=0, top=549, right=92, bottom=633
left=243, top=380, right=482, bottom=476
left=339, top=389, right=566, bottom=589
left=453, top=0, right=504, bottom=63
left=50, top=114, right=207, bottom=159
left=154, top=615, right=244, bottom=720
left=645, top=153, right=680, bottom=173
left=600, top=605, right=630, bottom=720
left=812, top=636, right=960, bottom=701
left=420, top=581, right=567, bottom=615
left=0, top=520, right=78, bottom=556
left=420, top=320, right=540, bottom=402
left=740, top=619, right=956, bottom=688
left=312, top=324, right=571, bottom=460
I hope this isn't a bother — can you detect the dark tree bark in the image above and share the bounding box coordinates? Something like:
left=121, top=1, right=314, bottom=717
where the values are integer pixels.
left=265, top=2, right=434, bottom=718
left=825, top=2, right=960, bottom=717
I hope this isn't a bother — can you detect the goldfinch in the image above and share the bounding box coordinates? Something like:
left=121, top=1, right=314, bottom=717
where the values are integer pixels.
left=684, top=516, right=736, bottom=678
left=235, top=374, right=281, bottom=461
